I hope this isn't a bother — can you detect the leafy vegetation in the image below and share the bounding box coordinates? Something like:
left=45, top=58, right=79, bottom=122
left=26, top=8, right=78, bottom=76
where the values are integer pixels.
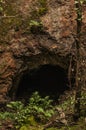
left=38, top=0, right=48, bottom=16
left=0, top=91, right=86, bottom=130
left=0, top=92, right=55, bottom=129
left=0, top=0, right=86, bottom=130
left=29, top=20, right=44, bottom=33
left=28, top=91, right=54, bottom=120
left=29, top=20, right=43, bottom=28
left=0, top=0, right=4, bottom=12
left=28, top=0, right=48, bottom=34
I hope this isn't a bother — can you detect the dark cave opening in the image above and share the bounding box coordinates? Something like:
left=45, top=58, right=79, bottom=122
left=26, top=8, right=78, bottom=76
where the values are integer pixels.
left=16, top=65, right=69, bottom=102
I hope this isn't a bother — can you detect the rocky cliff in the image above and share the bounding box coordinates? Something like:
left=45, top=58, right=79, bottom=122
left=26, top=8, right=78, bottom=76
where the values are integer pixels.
left=0, top=0, right=86, bottom=103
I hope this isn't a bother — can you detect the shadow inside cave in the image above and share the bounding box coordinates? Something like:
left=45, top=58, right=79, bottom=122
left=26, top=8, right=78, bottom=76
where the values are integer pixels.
left=15, top=65, right=69, bottom=102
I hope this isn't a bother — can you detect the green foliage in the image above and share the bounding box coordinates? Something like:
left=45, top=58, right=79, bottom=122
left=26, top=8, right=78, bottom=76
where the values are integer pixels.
left=28, top=0, right=47, bottom=34
left=0, top=6, right=3, bottom=11
left=80, top=91, right=86, bottom=116
left=0, top=0, right=4, bottom=12
left=20, top=125, right=43, bottom=130
left=7, top=101, right=24, bottom=112
left=0, top=91, right=85, bottom=129
left=39, top=0, right=47, bottom=6
left=0, top=111, right=13, bottom=120
left=75, top=0, right=86, bottom=5
left=58, top=91, right=86, bottom=115
left=29, top=20, right=42, bottom=27
left=0, top=92, right=54, bottom=129
left=27, top=116, right=37, bottom=126
left=29, top=20, right=43, bottom=33
left=38, top=7, right=47, bottom=15
left=38, top=0, right=48, bottom=15
left=58, top=96, right=75, bottom=113
left=74, top=0, right=86, bottom=21
left=20, top=126, right=28, bottom=130
left=28, top=91, right=54, bottom=121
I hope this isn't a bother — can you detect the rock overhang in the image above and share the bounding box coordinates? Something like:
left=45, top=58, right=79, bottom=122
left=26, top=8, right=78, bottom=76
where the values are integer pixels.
left=0, top=0, right=86, bottom=104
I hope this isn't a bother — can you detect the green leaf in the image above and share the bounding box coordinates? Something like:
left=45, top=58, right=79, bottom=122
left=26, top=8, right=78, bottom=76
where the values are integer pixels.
left=20, top=126, right=28, bottom=130
left=0, top=6, right=3, bottom=11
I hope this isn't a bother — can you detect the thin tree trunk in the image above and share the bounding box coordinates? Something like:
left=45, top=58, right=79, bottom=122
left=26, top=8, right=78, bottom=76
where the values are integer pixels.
left=74, top=0, right=82, bottom=120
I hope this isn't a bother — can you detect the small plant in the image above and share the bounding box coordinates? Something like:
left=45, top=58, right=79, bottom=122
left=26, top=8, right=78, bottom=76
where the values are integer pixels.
left=0, top=91, right=86, bottom=129
left=0, top=91, right=55, bottom=129
left=28, top=91, right=54, bottom=121
left=29, top=20, right=43, bottom=33
left=0, top=0, right=4, bottom=14
left=38, top=0, right=48, bottom=16
left=38, top=7, right=47, bottom=15
left=39, top=0, right=47, bottom=6
left=29, top=20, right=42, bottom=27
left=58, top=96, right=75, bottom=112
left=7, top=101, right=24, bottom=112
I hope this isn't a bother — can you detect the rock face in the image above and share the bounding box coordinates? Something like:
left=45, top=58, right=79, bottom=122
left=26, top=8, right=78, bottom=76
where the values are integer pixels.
left=0, top=0, right=86, bottom=103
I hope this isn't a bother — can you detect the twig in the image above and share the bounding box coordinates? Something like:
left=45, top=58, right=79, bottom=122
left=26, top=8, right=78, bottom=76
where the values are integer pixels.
left=43, top=107, right=68, bottom=130
left=0, top=15, right=18, bottom=19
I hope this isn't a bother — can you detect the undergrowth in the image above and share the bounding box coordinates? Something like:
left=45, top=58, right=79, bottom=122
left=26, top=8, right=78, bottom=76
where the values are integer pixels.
left=0, top=91, right=86, bottom=130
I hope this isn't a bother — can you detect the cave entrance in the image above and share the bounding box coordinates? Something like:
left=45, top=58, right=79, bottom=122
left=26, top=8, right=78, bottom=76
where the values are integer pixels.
left=16, top=65, right=69, bottom=102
